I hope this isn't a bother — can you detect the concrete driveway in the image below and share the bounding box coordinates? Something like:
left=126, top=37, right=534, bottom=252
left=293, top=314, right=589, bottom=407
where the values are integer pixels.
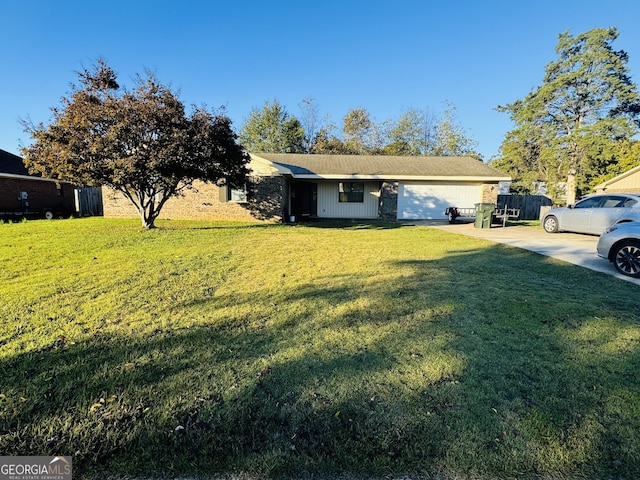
left=418, top=220, right=640, bottom=286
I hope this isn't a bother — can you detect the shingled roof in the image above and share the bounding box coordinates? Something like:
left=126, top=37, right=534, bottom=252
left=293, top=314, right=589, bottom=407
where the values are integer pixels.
left=252, top=153, right=510, bottom=180
left=0, top=148, right=30, bottom=176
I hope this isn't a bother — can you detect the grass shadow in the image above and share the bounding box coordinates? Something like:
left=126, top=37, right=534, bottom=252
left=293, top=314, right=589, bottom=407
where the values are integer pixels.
left=1, top=234, right=639, bottom=479
left=295, top=218, right=403, bottom=229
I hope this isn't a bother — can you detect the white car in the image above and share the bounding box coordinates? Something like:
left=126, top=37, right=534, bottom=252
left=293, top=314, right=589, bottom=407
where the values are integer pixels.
left=597, top=221, right=640, bottom=278
left=542, top=193, right=640, bottom=235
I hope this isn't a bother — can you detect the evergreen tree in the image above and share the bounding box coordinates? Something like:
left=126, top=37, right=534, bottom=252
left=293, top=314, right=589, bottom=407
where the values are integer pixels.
left=497, top=27, right=640, bottom=203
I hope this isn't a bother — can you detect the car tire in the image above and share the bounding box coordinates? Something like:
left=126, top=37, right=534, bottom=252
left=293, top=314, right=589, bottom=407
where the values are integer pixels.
left=44, top=210, right=54, bottom=220
left=612, top=240, right=640, bottom=278
left=543, top=215, right=559, bottom=233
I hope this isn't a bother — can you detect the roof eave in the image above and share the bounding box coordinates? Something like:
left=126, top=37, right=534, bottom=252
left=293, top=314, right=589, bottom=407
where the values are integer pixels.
left=0, top=173, right=67, bottom=183
left=289, top=174, right=511, bottom=181
left=249, top=154, right=295, bottom=175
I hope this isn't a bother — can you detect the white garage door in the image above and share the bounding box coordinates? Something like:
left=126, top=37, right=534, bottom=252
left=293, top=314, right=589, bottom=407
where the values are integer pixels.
left=397, top=183, right=482, bottom=220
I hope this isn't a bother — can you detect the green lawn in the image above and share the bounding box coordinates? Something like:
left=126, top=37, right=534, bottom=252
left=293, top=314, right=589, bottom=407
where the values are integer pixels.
left=1, top=218, right=639, bottom=479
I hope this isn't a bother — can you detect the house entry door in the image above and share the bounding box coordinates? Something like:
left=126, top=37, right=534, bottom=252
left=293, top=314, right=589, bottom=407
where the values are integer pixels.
left=291, top=182, right=317, bottom=218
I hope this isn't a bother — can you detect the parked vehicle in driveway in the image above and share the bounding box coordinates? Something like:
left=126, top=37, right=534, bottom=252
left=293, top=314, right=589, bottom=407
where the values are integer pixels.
left=597, top=221, right=640, bottom=277
left=542, top=193, right=640, bottom=235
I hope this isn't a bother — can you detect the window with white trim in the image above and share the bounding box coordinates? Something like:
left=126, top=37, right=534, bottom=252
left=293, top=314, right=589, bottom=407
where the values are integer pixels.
left=228, top=185, right=248, bottom=203
left=338, top=182, right=364, bottom=203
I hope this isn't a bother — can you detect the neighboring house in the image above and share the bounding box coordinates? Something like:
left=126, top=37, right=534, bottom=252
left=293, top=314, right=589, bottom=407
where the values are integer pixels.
left=0, top=148, right=77, bottom=219
left=595, top=165, right=640, bottom=194
left=102, top=153, right=511, bottom=222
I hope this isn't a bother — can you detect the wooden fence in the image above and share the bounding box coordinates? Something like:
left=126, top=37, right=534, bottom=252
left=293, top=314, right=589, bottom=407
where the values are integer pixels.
left=497, top=194, right=553, bottom=220
left=75, top=186, right=103, bottom=216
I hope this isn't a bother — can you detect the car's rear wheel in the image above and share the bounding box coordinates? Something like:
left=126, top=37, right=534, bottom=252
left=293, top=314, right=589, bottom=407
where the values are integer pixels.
left=612, top=240, right=640, bottom=278
left=543, top=215, right=559, bottom=233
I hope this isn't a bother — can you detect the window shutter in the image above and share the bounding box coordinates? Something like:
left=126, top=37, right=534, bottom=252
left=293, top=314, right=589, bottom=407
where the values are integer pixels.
left=218, top=185, right=228, bottom=203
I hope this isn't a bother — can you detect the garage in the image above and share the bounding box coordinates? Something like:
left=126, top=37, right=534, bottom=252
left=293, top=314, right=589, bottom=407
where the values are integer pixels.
left=397, top=182, right=482, bottom=220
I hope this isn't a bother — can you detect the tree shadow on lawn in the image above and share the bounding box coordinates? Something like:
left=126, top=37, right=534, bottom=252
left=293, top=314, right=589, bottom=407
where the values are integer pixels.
left=294, top=218, right=404, bottom=229
left=1, top=244, right=640, bottom=479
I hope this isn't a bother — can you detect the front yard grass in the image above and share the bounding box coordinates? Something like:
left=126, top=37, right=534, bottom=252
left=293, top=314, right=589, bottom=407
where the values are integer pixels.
left=1, top=218, right=639, bottom=479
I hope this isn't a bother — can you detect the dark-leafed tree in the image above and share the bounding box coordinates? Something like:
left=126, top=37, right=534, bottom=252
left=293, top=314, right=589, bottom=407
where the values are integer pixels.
left=22, top=60, right=250, bottom=229
left=496, top=28, right=640, bottom=204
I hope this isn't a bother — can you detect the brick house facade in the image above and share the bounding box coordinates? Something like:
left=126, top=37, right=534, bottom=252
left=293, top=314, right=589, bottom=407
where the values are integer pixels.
left=102, top=175, right=286, bottom=222
left=102, top=154, right=509, bottom=223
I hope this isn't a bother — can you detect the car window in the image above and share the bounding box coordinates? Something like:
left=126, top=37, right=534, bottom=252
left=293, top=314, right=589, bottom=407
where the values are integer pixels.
left=601, top=196, right=628, bottom=208
left=574, top=197, right=602, bottom=208
left=622, top=197, right=638, bottom=207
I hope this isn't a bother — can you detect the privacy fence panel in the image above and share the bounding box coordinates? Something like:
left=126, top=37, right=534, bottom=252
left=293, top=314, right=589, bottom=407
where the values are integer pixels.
left=497, top=194, right=553, bottom=220
left=75, top=186, right=104, bottom=217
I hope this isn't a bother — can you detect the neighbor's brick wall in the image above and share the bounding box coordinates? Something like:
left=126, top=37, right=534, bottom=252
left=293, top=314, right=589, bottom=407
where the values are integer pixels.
left=0, top=177, right=75, bottom=214
left=102, top=176, right=285, bottom=222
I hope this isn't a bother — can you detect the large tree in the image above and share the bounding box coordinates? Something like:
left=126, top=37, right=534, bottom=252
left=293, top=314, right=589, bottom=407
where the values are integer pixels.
left=22, top=60, right=250, bottom=229
left=239, top=100, right=305, bottom=153
left=490, top=126, right=547, bottom=194
left=497, top=27, right=640, bottom=203
left=342, top=107, right=383, bottom=154
left=431, top=103, right=480, bottom=158
left=589, top=138, right=640, bottom=187
left=298, top=96, right=325, bottom=153
left=382, top=108, right=433, bottom=156
left=377, top=104, right=479, bottom=157
left=309, top=126, right=351, bottom=154
left=243, top=99, right=479, bottom=158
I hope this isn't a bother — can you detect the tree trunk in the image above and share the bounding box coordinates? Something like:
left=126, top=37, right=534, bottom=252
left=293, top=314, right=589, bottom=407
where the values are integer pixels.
left=565, top=169, right=577, bottom=206
left=140, top=208, right=159, bottom=229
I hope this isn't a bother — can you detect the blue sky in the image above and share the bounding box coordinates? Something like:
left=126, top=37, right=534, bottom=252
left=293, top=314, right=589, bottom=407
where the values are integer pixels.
left=2, top=0, right=640, bottom=161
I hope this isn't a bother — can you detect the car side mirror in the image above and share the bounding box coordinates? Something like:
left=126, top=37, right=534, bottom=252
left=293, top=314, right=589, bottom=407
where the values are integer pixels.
left=568, top=204, right=575, bottom=209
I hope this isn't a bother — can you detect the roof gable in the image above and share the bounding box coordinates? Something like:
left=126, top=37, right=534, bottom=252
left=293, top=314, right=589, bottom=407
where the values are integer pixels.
left=251, top=153, right=511, bottom=180
left=0, top=149, right=30, bottom=176
left=595, top=164, right=640, bottom=189
left=0, top=148, right=73, bottom=184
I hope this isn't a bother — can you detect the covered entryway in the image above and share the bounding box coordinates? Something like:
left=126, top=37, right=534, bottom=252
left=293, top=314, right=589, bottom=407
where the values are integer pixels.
left=290, top=182, right=317, bottom=219
left=397, top=182, right=482, bottom=220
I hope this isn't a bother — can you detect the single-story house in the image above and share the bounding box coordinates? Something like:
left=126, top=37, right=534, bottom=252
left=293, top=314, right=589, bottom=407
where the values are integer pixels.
left=102, top=153, right=511, bottom=222
left=0, top=148, right=77, bottom=219
left=594, top=164, right=640, bottom=194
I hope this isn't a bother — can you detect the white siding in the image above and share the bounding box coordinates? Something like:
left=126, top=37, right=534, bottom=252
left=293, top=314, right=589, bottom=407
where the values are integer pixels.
left=317, top=181, right=380, bottom=218
left=398, top=182, right=482, bottom=220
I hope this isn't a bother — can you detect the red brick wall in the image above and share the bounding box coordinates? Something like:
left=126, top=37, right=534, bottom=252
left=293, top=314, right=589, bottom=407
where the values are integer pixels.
left=0, top=177, right=75, bottom=215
